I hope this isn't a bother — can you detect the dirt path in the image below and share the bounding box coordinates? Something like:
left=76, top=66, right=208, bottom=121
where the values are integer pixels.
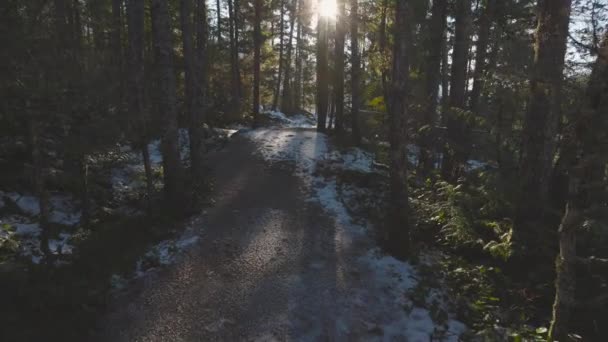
left=97, top=128, right=465, bottom=341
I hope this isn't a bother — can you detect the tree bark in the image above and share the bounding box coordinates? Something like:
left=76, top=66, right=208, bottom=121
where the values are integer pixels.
left=514, top=0, right=572, bottom=251
left=316, top=13, right=329, bottom=131
left=216, top=0, right=222, bottom=44
left=333, top=0, right=346, bottom=133
left=441, top=0, right=472, bottom=181
left=253, top=0, right=262, bottom=123
left=294, top=12, right=303, bottom=112
left=547, top=32, right=607, bottom=342
left=419, top=0, right=447, bottom=174
left=273, top=0, right=286, bottom=111
left=127, top=0, right=154, bottom=207
left=29, top=119, right=51, bottom=259
left=227, top=0, right=242, bottom=117
left=281, top=0, right=298, bottom=114
left=469, top=0, right=496, bottom=115
left=184, top=0, right=207, bottom=180
left=387, top=0, right=412, bottom=257
left=548, top=185, right=580, bottom=342
left=378, top=0, right=389, bottom=103
left=151, top=0, right=183, bottom=205
left=350, top=0, right=361, bottom=145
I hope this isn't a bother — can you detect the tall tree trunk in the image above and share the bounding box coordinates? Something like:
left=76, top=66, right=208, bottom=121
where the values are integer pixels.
left=513, top=0, right=572, bottom=252
left=548, top=32, right=608, bottom=340
left=127, top=0, right=154, bottom=207
left=333, top=0, right=346, bottom=133
left=379, top=0, right=389, bottom=102
left=469, top=0, right=496, bottom=115
left=151, top=0, right=183, bottom=205
left=441, top=0, right=472, bottom=181
left=350, top=0, right=361, bottom=145
left=387, top=0, right=412, bottom=257
left=419, top=0, right=447, bottom=174
left=281, top=0, right=297, bottom=114
left=182, top=0, right=207, bottom=180
left=253, top=0, right=262, bottom=123
left=316, top=13, right=329, bottom=131
left=440, top=29, right=449, bottom=125
left=29, top=119, right=51, bottom=259
left=227, top=0, right=241, bottom=117
left=548, top=181, right=580, bottom=342
left=216, top=0, right=222, bottom=44
left=181, top=0, right=196, bottom=139
left=294, top=14, right=303, bottom=112
left=273, top=0, right=286, bottom=111
left=111, top=0, right=125, bottom=110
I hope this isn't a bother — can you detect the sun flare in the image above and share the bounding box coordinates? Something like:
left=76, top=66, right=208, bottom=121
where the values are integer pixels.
left=319, top=0, right=337, bottom=19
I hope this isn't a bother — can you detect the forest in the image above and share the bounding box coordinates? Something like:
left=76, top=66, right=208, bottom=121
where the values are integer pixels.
left=1, top=0, right=607, bottom=340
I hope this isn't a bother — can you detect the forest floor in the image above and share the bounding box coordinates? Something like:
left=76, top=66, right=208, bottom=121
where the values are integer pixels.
left=94, top=114, right=467, bottom=341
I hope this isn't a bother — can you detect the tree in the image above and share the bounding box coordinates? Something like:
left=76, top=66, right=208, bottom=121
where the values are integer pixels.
left=513, top=0, right=572, bottom=252
left=191, top=0, right=208, bottom=180
left=441, top=0, right=472, bottom=181
left=548, top=31, right=608, bottom=341
left=127, top=0, right=154, bottom=206
left=227, top=0, right=242, bottom=118
left=350, top=0, right=361, bottom=145
left=253, top=0, right=262, bottom=124
left=216, top=0, right=222, bottom=44
left=333, top=0, right=346, bottom=133
left=151, top=0, right=183, bottom=205
left=274, top=0, right=286, bottom=111
left=387, top=0, right=413, bottom=256
left=419, top=0, right=448, bottom=174
left=469, top=0, right=496, bottom=115
left=316, top=7, right=330, bottom=131
left=281, top=0, right=298, bottom=114
left=181, top=0, right=207, bottom=181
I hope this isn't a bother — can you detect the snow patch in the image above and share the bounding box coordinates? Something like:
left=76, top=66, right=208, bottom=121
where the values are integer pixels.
left=0, top=192, right=81, bottom=226
left=134, top=227, right=200, bottom=278
left=264, top=110, right=316, bottom=128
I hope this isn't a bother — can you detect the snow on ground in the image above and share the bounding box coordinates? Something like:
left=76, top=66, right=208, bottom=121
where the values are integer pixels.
left=0, top=191, right=81, bottom=263
left=110, top=217, right=203, bottom=289
left=243, top=127, right=467, bottom=340
left=264, top=110, right=317, bottom=128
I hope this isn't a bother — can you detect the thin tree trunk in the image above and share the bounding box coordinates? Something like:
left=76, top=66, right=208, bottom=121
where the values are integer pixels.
left=127, top=0, right=154, bottom=207
left=273, top=0, right=286, bottom=111
left=350, top=0, right=362, bottom=145
left=379, top=0, right=389, bottom=102
left=548, top=181, right=580, bottom=342
left=151, top=0, right=183, bottom=205
left=294, top=14, right=303, bottom=112
left=469, top=0, right=496, bottom=115
left=29, top=119, right=51, bottom=259
left=227, top=0, right=241, bottom=117
left=216, top=0, right=222, bottom=44
left=514, top=0, right=572, bottom=251
left=387, top=0, right=412, bottom=257
left=111, top=0, right=124, bottom=78
left=253, top=0, right=262, bottom=123
left=440, top=29, right=449, bottom=124
left=281, top=0, right=297, bottom=114
left=316, top=13, right=329, bottom=131
left=182, top=0, right=207, bottom=180
left=419, top=0, right=447, bottom=174
left=441, top=0, right=472, bottom=181
left=333, top=0, right=346, bottom=133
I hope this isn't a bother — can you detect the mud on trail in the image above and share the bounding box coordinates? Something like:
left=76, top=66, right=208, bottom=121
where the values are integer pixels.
left=96, top=128, right=466, bottom=342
